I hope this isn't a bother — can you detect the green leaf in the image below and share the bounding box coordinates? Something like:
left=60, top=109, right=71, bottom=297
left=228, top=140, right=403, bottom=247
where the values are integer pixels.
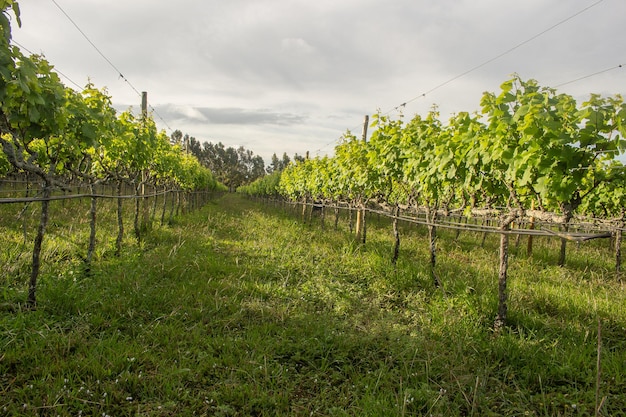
left=28, top=107, right=40, bottom=122
left=12, top=1, right=21, bottom=27
left=81, top=123, right=97, bottom=143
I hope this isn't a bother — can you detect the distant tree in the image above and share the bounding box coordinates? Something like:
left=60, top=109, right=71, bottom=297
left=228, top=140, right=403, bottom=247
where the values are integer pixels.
left=202, top=142, right=221, bottom=173
left=224, top=146, right=243, bottom=190
left=282, top=152, right=291, bottom=168
left=267, top=152, right=292, bottom=173
left=293, top=153, right=306, bottom=164
left=170, top=129, right=183, bottom=146
left=183, top=134, right=190, bottom=152
left=168, top=133, right=267, bottom=190
left=251, top=155, right=265, bottom=179
left=267, top=153, right=281, bottom=174
left=188, top=136, right=202, bottom=158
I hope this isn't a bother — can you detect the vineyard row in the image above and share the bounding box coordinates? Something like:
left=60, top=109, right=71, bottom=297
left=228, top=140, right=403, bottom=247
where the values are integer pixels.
left=239, top=76, right=626, bottom=329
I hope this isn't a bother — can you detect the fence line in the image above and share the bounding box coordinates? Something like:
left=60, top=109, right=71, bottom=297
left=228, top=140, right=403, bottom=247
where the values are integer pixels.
left=0, top=189, right=218, bottom=205
left=276, top=198, right=622, bottom=238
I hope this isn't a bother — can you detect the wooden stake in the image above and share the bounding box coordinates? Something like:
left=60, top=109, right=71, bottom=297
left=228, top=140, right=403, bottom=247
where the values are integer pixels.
left=362, top=115, right=369, bottom=142
left=140, top=92, right=150, bottom=234
left=116, top=180, right=124, bottom=256
left=357, top=115, right=369, bottom=243
left=616, top=210, right=624, bottom=278
left=495, top=210, right=518, bottom=331
left=527, top=200, right=535, bottom=257
left=355, top=204, right=362, bottom=239
left=28, top=181, right=52, bottom=308
left=595, top=317, right=603, bottom=417
left=392, top=206, right=401, bottom=265
left=495, top=230, right=509, bottom=330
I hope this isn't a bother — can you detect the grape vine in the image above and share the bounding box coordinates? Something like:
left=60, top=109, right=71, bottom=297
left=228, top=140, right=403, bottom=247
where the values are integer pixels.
left=242, top=75, right=626, bottom=328
left=0, top=2, right=225, bottom=306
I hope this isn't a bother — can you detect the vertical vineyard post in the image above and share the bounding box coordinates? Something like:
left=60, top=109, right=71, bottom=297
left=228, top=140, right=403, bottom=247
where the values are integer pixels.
left=28, top=180, right=52, bottom=308
left=86, top=183, right=97, bottom=267
left=116, top=180, right=124, bottom=256
left=360, top=115, right=369, bottom=244
left=161, top=185, right=168, bottom=225
left=355, top=203, right=361, bottom=239
left=392, top=205, right=401, bottom=265
left=151, top=183, right=158, bottom=221
left=527, top=200, right=535, bottom=257
left=140, top=92, right=150, bottom=233
left=616, top=210, right=624, bottom=277
left=495, top=210, right=519, bottom=331
left=426, top=204, right=440, bottom=288
left=558, top=205, right=574, bottom=267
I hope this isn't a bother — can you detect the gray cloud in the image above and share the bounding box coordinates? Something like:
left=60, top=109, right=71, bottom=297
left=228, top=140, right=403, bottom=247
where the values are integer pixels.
left=157, top=104, right=308, bottom=126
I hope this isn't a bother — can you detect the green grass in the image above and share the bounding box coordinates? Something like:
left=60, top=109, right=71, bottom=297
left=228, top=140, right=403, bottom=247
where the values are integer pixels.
left=1, top=193, right=625, bottom=416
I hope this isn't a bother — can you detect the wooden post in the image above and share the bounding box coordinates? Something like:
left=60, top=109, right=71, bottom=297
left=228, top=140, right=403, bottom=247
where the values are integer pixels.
left=355, top=201, right=362, bottom=240
left=616, top=210, right=624, bottom=277
left=141, top=91, right=148, bottom=116
left=359, top=115, right=369, bottom=244
left=595, top=318, right=603, bottom=417
left=392, top=205, right=401, bottom=265
left=426, top=205, right=440, bottom=287
left=495, top=210, right=519, bottom=331
left=116, top=180, right=124, bottom=256
left=559, top=205, right=574, bottom=267
left=527, top=200, right=535, bottom=257
left=348, top=203, right=354, bottom=233
left=140, top=92, right=150, bottom=233
left=28, top=181, right=52, bottom=307
left=495, top=227, right=509, bottom=331
left=362, top=115, right=369, bottom=142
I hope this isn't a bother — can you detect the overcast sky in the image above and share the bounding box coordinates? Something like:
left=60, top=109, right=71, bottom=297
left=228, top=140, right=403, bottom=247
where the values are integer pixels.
left=10, top=0, right=626, bottom=164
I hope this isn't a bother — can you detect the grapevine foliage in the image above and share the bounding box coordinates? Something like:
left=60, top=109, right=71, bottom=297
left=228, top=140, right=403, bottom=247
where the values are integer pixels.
left=266, top=75, right=625, bottom=223
left=0, top=2, right=220, bottom=193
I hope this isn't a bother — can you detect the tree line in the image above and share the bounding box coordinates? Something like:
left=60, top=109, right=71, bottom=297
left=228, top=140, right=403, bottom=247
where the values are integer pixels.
left=170, top=128, right=306, bottom=191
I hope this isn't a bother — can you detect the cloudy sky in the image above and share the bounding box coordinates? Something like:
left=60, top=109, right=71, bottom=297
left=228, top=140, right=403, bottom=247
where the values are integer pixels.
left=10, top=0, right=626, bottom=164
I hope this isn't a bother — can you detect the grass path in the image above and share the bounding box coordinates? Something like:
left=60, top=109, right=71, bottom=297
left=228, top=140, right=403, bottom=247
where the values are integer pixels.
left=1, top=193, right=625, bottom=416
